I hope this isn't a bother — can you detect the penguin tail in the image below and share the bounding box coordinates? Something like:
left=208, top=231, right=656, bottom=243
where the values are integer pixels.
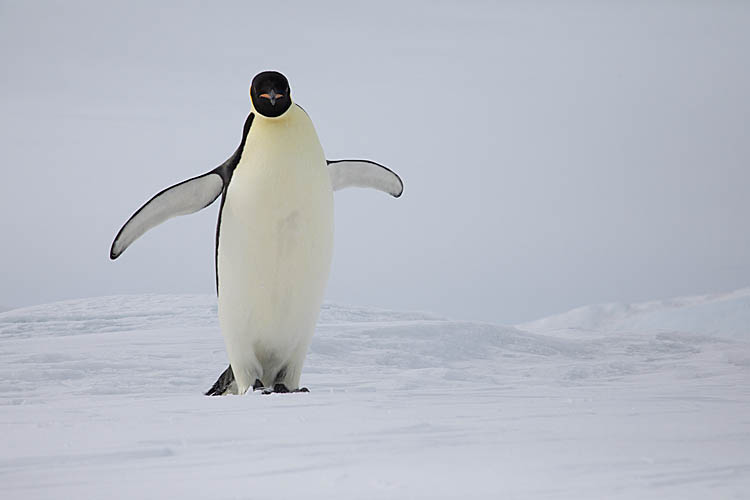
left=205, top=364, right=237, bottom=396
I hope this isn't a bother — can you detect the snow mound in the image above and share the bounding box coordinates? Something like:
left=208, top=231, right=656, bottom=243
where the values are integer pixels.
left=521, top=288, right=750, bottom=339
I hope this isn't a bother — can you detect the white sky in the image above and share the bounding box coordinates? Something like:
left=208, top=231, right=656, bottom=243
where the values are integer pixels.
left=1, top=1, right=749, bottom=323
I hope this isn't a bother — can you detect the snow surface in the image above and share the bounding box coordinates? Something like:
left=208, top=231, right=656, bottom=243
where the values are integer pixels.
left=1, top=292, right=749, bottom=499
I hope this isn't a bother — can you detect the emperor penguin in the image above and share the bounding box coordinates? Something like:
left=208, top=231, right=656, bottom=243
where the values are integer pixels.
left=110, top=71, right=403, bottom=395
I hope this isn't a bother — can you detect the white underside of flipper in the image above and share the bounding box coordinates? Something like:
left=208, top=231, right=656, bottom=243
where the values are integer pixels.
left=110, top=173, right=224, bottom=259
left=217, top=105, right=334, bottom=394
left=328, top=159, right=403, bottom=197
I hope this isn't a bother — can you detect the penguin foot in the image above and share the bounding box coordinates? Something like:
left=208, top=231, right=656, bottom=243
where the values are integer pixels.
left=205, top=367, right=268, bottom=396
left=262, top=383, right=289, bottom=394
left=261, top=384, right=310, bottom=395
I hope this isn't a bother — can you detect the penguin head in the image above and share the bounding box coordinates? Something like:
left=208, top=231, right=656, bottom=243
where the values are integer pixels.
left=250, top=71, right=292, bottom=118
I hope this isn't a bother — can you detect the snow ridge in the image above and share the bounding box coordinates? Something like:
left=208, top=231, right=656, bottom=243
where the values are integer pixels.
left=521, top=287, right=750, bottom=338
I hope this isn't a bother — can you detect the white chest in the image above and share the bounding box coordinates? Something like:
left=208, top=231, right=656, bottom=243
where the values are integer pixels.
left=216, top=106, right=334, bottom=365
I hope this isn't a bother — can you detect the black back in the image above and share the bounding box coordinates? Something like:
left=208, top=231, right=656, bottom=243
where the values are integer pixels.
left=214, top=112, right=254, bottom=293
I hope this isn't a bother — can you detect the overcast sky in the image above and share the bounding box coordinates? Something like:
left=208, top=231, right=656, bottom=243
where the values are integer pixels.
left=1, top=1, right=749, bottom=323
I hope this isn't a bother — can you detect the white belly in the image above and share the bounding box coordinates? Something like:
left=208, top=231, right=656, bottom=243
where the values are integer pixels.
left=217, top=106, right=333, bottom=392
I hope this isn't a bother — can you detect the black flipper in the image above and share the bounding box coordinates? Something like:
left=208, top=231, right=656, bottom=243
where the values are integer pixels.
left=205, top=364, right=236, bottom=396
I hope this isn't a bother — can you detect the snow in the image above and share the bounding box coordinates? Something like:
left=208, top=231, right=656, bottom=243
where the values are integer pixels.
left=1, top=292, right=749, bottom=499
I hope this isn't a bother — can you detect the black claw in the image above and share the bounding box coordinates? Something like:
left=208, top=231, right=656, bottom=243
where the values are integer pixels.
left=253, top=379, right=264, bottom=391
left=273, top=383, right=290, bottom=393
left=260, top=384, right=309, bottom=394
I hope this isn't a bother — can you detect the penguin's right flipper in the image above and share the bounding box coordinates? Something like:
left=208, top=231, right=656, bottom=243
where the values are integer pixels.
left=110, top=112, right=255, bottom=260
left=205, top=364, right=237, bottom=396
left=110, top=172, right=225, bottom=259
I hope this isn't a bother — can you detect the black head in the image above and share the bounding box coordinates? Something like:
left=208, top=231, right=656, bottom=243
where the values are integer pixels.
left=250, top=71, right=292, bottom=118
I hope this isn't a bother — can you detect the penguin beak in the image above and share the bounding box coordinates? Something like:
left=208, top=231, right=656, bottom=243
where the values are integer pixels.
left=259, top=89, right=283, bottom=106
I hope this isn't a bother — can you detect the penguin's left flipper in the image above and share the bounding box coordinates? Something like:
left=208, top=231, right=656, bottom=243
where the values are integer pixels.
left=110, top=170, right=225, bottom=259
left=327, top=159, right=403, bottom=198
